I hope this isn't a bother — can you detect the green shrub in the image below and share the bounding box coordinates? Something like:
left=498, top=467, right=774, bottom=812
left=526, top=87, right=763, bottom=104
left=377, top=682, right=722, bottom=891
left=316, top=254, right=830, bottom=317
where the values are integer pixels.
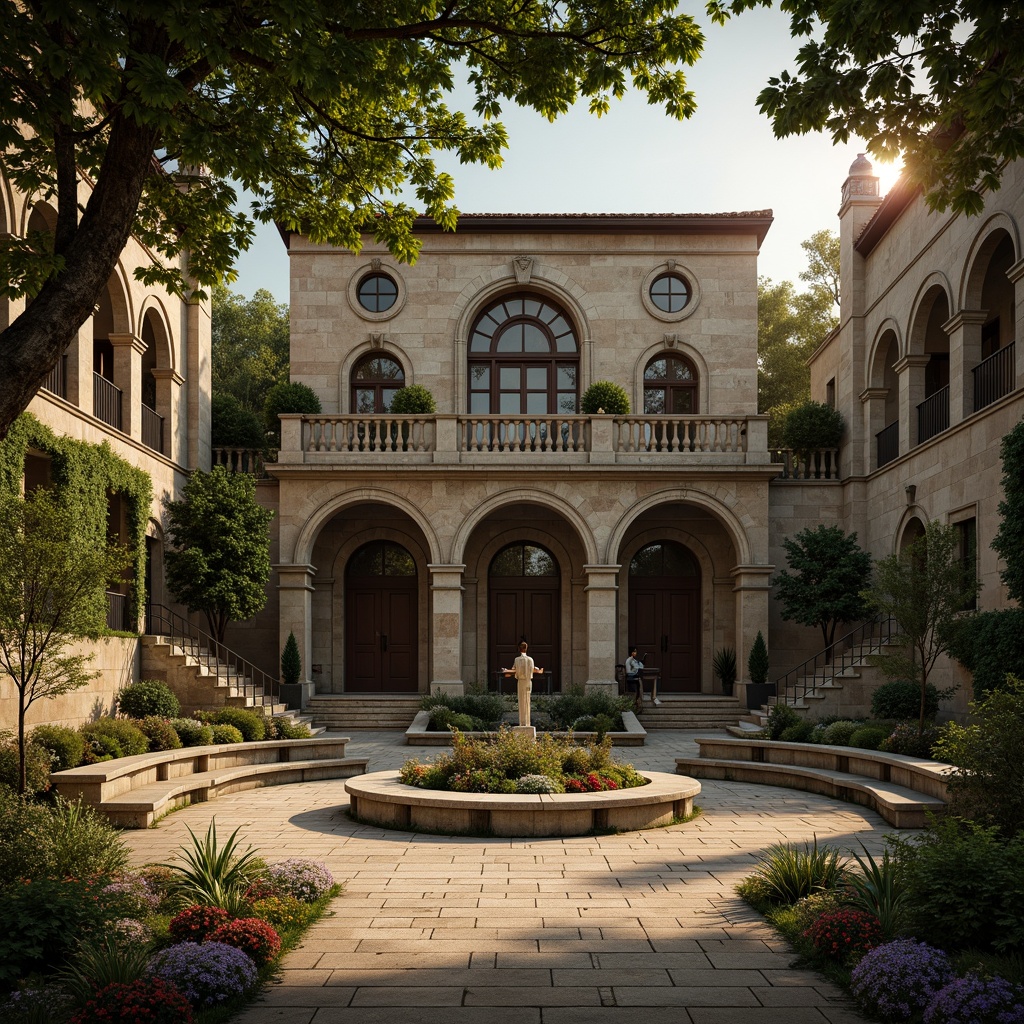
left=388, top=385, right=437, bottom=415
left=890, top=817, right=1024, bottom=952
left=211, top=707, right=266, bottom=741
left=580, top=380, right=629, bottom=415
left=944, top=608, right=1024, bottom=699
left=170, top=718, right=214, bottom=747
left=271, top=717, right=311, bottom=739
left=281, top=631, right=302, bottom=687
left=819, top=719, right=862, bottom=746
left=782, top=400, right=844, bottom=451
left=534, top=686, right=632, bottom=731
left=82, top=731, right=122, bottom=762
left=422, top=691, right=508, bottom=727
left=212, top=392, right=267, bottom=449
left=742, top=838, right=847, bottom=907
left=447, top=713, right=476, bottom=732
left=748, top=630, right=769, bottom=685
left=135, top=715, right=183, bottom=752
left=880, top=722, right=940, bottom=758
left=0, top=789, right=53, bottom=885
left=765, top=702, right=801, bottom=739
left=116, top=679, right=181, bottom=719
left=81, top=717, right=150, bottom=758
left=211, top=724, right=245, bottom=744
left=933, top=674, right=1024, bottom=834
left=263, top=380, right=321, bottom=438
left=779, top=721, right=815, bottom=743
left=870, top=678, right=942, bottom=720
left=849, top=726, right=888, bottom=750
left=31, top=724, right=86, bottom=771
left=0, top=733, right=53, bottom=794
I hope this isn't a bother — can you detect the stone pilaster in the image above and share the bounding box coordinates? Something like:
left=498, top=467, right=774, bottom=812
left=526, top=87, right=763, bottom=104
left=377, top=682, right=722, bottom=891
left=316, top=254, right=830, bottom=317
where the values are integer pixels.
left=944, top=309, right=987, bottom=421
left=275, top=563, right=317, bottom=706
left=860, top=386, right=892, bottom=468
left=429, top=564, right=466, bottom=694
left=895, top=354, right=930, bottom=447
left=583, top=564, right=620, bottom=695
left=731, top=564, right=773, bottom=680
left=151, top=367, right=184, bottom=462
left=108, top=333, right=146, bottom=439
left=1007, top=257, right=1024, bottom=384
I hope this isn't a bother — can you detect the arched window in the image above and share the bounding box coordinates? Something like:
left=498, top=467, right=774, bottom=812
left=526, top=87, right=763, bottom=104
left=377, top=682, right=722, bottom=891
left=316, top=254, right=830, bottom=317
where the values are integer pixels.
left=643, top=353, right=698, bottom=414
left=351, top=355, right=405, bottom=413
left=468, top=295, right=579, bottom=415
left=489, top=543, right=558, bottom=577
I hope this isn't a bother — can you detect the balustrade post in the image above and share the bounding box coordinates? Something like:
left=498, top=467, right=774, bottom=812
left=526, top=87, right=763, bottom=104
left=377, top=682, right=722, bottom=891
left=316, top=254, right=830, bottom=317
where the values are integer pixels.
left=277, top=414, right=304, bottom=463
left=588, top=415, right=614, bottom=465
left=744, top=416, right=769, bottom=462
left=433, top=414, right=459, bottom=464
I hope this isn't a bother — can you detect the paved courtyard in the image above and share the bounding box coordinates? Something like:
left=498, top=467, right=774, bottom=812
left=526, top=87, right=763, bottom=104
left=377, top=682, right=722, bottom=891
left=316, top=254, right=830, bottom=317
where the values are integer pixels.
left=124, top=730, right=897, bottom=1023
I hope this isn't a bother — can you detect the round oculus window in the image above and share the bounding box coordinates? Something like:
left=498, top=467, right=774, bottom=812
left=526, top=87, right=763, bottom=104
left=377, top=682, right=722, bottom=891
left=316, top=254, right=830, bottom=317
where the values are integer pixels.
left=357, top=273, right=399, bottom=313
left=649, top=272, right=691, bottom=314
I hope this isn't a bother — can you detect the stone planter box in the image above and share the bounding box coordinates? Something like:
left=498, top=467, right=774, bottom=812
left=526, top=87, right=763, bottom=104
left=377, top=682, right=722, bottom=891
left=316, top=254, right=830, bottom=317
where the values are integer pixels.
left=344, top=769, right=699, bottom=837
left=404, top=709, right=646, bottom=745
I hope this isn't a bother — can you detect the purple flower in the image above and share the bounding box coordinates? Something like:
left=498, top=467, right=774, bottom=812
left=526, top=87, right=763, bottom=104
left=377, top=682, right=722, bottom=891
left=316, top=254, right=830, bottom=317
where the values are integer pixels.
left=103, top=873, right=161, bottom=916
left=851, top=939, right=955, bottom=1021
left=148, top=941, right=257, bottom=1007
left=925, top=975, right=1024, bottom=1024
left=267, top=859, right=335, bottom=902
left=112, top=917, right=152, bottom=944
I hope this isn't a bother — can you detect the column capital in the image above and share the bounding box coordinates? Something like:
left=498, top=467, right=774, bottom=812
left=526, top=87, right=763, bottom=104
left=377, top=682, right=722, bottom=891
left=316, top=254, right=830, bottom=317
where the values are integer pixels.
left=274, top=563, right=317, bottom=590
left=893, top=353, right=931, bottom=374
left=942, top=308, right=988, bottom=334
left=583, top=564, right=620, bottom=590
left=859, top=386, right=889, bottom=404
left=108, top=332, right=148, bottom=355
left=1007, top=257, right=1024, bottom=284
left=428, top=564, right=466, bottom=589
left=731, top=564, right=774, bottom=590
left=151, top=366, right=185, bottom=386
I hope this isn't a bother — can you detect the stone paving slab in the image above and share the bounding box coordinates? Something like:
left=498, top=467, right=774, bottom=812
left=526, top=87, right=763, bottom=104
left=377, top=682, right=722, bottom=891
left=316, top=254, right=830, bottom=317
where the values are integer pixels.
left=122, top=728, right=894, bottom=1024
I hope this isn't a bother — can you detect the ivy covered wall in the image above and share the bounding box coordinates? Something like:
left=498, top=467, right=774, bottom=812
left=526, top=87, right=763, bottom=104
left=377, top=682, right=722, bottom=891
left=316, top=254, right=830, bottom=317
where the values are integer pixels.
left=0, top=413, right=153, bottom=629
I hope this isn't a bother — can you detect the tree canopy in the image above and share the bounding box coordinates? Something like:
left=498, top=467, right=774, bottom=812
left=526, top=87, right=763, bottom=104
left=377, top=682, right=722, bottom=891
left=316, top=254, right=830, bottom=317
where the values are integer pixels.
left=0, top=1, right=704, bottom=439
left=709, top=1, right=1024, bottom=215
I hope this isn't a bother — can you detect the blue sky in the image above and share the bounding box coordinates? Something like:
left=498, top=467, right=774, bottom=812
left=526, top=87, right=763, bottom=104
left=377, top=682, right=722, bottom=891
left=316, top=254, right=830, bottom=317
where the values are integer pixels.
left=229, top=6, right=900, bottom=305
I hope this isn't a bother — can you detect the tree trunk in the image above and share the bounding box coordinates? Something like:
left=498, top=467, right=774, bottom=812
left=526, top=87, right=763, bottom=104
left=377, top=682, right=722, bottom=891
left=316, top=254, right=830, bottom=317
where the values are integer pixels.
left=0, top=113, right=158, bottom=439
left=18, top=688, right=27, bottom=795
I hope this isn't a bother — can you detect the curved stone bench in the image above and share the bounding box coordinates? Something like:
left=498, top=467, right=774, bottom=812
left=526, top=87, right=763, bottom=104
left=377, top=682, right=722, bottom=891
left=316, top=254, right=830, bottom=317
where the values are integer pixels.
left=677, top=736, right=952, bottom=828
left=51, top=737, right=368, bottom=828
left=344, top=770, right=700, bottom=837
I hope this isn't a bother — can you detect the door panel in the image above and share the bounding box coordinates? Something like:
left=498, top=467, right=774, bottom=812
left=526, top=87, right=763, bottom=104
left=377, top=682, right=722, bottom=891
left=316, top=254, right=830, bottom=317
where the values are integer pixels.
left=489, top=580, right=559, bottom=684
left=629, top=575, right=701, bottom=692
left=345, top=579, right=418, bottom=692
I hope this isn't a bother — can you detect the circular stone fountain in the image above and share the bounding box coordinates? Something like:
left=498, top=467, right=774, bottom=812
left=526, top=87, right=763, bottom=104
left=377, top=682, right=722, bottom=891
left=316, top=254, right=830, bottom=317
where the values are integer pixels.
left=344, top=770, right=700, bottom=837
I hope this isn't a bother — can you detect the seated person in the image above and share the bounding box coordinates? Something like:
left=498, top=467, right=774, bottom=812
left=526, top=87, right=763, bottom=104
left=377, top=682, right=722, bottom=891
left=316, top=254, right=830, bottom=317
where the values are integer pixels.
left=625, top=647, right=661, bottom=706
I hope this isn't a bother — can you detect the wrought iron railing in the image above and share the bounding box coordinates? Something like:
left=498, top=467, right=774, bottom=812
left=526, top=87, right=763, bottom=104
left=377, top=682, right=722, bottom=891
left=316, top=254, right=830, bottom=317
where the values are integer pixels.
left=93, top=373, right=122, bottom=431
left=876, top=420, right=899, bottom=468
left=973, top=342, right=1016, bottom=411
left=770, top=616, right=898, bottom=708
left=142, top=404, right=164, bottom=454
left=42, top=355, right=68, bottom=399
left=144, top=603, right=279, bottom=710
left=917, top=385, right=949, bottom=443
left=770, top=448, right=841, bottom=480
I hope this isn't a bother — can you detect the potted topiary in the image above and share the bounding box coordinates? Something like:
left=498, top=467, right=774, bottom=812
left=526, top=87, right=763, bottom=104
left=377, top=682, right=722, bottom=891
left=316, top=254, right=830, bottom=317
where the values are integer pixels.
left=388, top=385, right=437, bottom=415
left=580, top=381, right=630, bottom=416
left=712, top=646, right=737, bottom=696
left=745, top=630, right=774, bottom=709
left=279, top=631, right=306, bottom=709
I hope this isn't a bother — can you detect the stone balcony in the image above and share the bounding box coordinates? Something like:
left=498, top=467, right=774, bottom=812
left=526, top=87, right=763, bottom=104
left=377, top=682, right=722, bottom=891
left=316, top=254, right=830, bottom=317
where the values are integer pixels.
left=275, top=412, right=771, bottom=469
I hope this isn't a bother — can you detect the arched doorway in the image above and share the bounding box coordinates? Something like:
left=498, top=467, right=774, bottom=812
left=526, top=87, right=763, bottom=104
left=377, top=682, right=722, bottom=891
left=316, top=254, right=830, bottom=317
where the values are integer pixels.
left=488, top=543, right=559, bottom=687
left=345, top=541, right=418, bottom=692
left=628, top=540, right=701, bottom=692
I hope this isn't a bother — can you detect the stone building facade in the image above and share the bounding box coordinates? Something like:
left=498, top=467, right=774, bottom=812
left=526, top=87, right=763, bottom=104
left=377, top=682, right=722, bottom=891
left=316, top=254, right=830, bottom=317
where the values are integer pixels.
left=262, top=213, right=778, bottom=697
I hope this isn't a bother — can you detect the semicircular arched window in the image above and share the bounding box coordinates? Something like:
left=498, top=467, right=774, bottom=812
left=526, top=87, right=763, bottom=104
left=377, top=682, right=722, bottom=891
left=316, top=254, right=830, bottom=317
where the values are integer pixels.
left=489, top=542, right=558, bottom=577
left=347, top=540, right=416, bottom=577
left=643, top=353, right=698, bottom=415
left=351, top=354, right=405, bottom=413
left=468, top=295, right=579, bottom=416
left=629, top=540, right=698, bottom=578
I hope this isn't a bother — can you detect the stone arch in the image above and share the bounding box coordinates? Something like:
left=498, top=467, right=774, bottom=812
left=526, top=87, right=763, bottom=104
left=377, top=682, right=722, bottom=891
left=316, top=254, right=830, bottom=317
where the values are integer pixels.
left=339, top=339, right=416, bottom=412
left=139, top=297, right=175, bottom=373
left=960, top=213, right=1022, bottom=310
left=633, top=341, right=710, bottom=414
left=604, top=487, right=752, bottom=567
left=906, top=273, right=954, bottom=357
left=291, top=487, right=443, bottom=567
left=450, top=264, right=597, bottom=413
left=450, top=488, right=599, bottom=566
left=896, top=510, right=929, bottom=555
left=867, top=319, right=903, bottom=388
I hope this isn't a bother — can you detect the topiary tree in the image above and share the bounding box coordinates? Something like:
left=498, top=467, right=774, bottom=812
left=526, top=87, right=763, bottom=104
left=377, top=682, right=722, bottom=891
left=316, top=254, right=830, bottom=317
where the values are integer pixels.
left=116, top=679, right=181, bottom=719
left=580, top=381, right=630, bottom=415
left=262, top=381, right=322, bottom=443
left=388, top=385, right=437, bottom=415
left=748, top=630, right=769, bottom=684
left=164, top=467, right=274, bottom=642
left=211, top=393, right=268, bottom=450
left=773, top=525, right=872, bottom=661
left=281, top=632, right=301, bottom=687
left=782, top=400, right=844, bottom=452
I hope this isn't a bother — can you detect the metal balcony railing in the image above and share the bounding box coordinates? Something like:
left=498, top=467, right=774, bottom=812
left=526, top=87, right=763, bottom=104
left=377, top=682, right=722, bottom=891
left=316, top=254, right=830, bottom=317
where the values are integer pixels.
left=973, top=343, right=1016, bottom=411
left=142, top=404, right=164, bottom=454
left=876, top=420, right=899, bottom=468
left=93, top=373, right=122, bottom=431
left=917, top=386, right=949, bottom=443
left=42, top=355, right=68, bottom=399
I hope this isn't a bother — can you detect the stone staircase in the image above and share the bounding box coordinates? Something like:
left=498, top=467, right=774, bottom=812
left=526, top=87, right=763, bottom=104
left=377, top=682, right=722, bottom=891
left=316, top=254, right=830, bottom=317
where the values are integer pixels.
left=306, top=694, right=424, bottom=730
left=139, top=635, right=321, bottom=734
left=632, top=695, right=745, bottom=730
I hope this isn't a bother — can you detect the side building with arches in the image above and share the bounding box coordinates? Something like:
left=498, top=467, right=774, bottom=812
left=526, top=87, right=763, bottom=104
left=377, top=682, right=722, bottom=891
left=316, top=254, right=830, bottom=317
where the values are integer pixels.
left=260, top=212, right=778, bottom=700
left=795, top=155, right=1024, bottom=712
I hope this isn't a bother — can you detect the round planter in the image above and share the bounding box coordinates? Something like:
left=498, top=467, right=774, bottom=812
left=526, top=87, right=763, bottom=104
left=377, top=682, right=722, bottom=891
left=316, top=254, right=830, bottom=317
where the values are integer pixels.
left=344, top=770, right=700, bottom=837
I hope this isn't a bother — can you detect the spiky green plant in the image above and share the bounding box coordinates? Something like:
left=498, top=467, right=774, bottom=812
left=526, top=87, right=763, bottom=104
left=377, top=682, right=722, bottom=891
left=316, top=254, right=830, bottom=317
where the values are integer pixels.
left=845, top=843, right=907, bottom=939
left=160, top=820, right=259, bottom=910
left=60, top=933, right=151, bottom=1005
left=748, top=837, right=847, bottom=905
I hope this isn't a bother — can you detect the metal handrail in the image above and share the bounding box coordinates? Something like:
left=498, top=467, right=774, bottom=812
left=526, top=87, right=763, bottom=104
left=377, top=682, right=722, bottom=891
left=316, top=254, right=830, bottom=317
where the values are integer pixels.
left=144, top=603, right=279, bottom=710
left=770, top=615, right=897, bottom=707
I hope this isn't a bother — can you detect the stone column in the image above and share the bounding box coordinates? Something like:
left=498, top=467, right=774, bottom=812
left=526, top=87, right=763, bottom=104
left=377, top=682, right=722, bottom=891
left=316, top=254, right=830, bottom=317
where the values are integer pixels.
left=151, top=368, right=183, bottom=462
left=66, top=320, right=93, bottom=414
left=429, top=564, right=465, bottom=695
left=275, top=563, right=317, bottom=707
left=895, top=354, right=930, bottom=448
left=944, top=309, right=987, bottom=422
left=109, top=332, right=146, bottom=440
left=583, top=564, right=620, bottom=696
left=860, top=386, right=891, bottom=468
left=1007, top=258, right=1024, bottom=384
left=732, top=564, right=773, bottom=700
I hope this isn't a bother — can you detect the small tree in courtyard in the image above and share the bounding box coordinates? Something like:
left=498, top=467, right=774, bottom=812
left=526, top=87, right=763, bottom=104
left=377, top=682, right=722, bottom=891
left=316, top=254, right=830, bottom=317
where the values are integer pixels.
left=0, top=489, right=130, bottom=792
left=748, top=631, right=769, bottom=685
left=164, top=467, right=274, bottom=642
left=864, top=520, right=978, bottom=734
left=773, top=525, right=873, bottom=661
left=281, top=632, right=301, bottom=687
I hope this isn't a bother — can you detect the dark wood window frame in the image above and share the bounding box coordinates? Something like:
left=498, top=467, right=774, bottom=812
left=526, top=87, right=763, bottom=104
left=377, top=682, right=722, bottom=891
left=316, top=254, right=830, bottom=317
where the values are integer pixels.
left=643, top=352, right=699, bottom=415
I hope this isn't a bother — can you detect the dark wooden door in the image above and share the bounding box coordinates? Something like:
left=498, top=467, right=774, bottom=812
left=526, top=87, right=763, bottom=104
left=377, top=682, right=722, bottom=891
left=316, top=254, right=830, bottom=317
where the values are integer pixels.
left=488, top=578, right=559, bottom=686
left=628, top=542, right=701, bottom=692
left=345, top=557, right=418, bottom=693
